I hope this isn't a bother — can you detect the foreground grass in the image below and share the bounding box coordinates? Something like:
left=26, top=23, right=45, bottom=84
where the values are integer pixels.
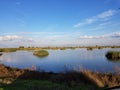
left=0, top=79, right=101, bottom=90
left=0, top=64, right=120, bottom=90
left=0, top=64, right=103, bottom=90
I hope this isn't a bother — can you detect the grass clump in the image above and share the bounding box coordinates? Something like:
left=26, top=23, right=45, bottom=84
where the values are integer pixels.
left=106, top=51, right=120, bottom=60
left=33, top=50, right=49, bottom=57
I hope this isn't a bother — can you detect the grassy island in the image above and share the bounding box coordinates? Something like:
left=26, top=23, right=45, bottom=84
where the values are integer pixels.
left=106, top=51, right=120, bottom=60
left=33, top=50, right=49, bottom=57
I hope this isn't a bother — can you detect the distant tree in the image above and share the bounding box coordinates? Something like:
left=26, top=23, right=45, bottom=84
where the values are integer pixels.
left=19, top=46, right=24, bottom=48
left=28, top=46, right=31, bottom=48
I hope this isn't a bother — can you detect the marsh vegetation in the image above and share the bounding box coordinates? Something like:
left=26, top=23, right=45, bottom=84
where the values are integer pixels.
left=0, top=45, right=120, bottom=52
left=0, top=48, right=17, bottom=52
left=33, top=50, right=49, bottom=57
left=106, top=51, right=120, bottom=60
left=0, top=64, right=120, bottom=90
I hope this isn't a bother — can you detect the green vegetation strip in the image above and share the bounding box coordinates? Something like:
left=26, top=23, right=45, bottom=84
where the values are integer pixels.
left=0, top=48, right=17, bottom=52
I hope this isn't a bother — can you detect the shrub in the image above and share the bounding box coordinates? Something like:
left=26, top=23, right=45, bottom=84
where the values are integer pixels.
left=19, top=46, right=24, bottom=48
left=87, top=48, right=93, bottom=51
left=60, top=48, right=66, bottom=50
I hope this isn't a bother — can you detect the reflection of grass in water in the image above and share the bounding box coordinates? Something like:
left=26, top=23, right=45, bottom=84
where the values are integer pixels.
left=0, top=53, right=2, bottom=56
left=107, top=59, right=120, bottom=62
left=34, top=54, right=49, bottom=59
left=106, top=51, right=120, bottom=62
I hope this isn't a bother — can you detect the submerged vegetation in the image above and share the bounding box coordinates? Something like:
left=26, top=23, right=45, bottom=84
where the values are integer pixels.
left=33, top=50, right=49, bottom=57
left=106, top=51, right=120, bottom=60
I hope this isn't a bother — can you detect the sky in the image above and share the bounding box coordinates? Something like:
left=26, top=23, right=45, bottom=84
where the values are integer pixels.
left=0, top=0, right=120, bottom=47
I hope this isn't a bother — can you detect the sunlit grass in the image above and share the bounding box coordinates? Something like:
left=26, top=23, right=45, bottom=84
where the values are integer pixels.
left=0, top=48, right=17, bottom=52
left=33, top=50, right=49, bottom=57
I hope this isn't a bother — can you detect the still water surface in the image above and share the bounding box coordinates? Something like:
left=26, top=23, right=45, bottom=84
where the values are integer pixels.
left=0, top=48, right=120, bottom=73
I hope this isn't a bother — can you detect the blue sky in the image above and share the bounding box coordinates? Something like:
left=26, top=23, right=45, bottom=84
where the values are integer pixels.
left=0, top=0, right=120, bottom=47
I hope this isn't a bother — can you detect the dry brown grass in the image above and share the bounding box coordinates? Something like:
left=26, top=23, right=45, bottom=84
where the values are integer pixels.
left=80, top=69, right=120, bottom=88
left=80, top=70, right=104, bottom=87
left=0, top=64, right=120, bottom=88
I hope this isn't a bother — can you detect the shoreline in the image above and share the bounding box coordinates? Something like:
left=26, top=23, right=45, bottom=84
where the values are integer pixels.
left=0, top=45, right=120, bottom=53
left=0, top=64, right=120, bottom=89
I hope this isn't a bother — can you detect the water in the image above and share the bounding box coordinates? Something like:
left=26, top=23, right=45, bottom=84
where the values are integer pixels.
left=0, top=48, right=120, bottom=73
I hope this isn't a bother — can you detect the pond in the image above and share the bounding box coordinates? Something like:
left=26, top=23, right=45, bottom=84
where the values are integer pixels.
left=0, top=48, right=120, bottom=73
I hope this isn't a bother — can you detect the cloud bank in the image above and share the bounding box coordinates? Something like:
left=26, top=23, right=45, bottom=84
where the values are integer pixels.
left=74, top=9, right=117, bottom=27
left=0, top=35, right=21, bottom=41
left=79, top=32, right=120, bottom=39
left=0, top=32, right=120, bottom=47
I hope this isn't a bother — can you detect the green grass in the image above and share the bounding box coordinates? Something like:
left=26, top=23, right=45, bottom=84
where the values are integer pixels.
left=33, top=50, right=49, bottom=57
left=0, top=79, right=101, bottom=90
left=0, top=48, right=17, bottom=52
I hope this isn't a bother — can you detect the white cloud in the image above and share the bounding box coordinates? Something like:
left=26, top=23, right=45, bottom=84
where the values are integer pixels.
left=74, top=9, right=117, bottom=28
left=27, top=38, right=35, bottom=42
left=115, top=32, right=120, bottom=36
left=79, top=32, right=120, bottom=39
left=0, top=35, right=21, bottom=41
left=79, top=35, right=105, bottom=39
left=0, top=32, right=120, bottom=47
left=97, top=10, right=116, bottom=19
left=112, top=32, right=120, bottom=38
